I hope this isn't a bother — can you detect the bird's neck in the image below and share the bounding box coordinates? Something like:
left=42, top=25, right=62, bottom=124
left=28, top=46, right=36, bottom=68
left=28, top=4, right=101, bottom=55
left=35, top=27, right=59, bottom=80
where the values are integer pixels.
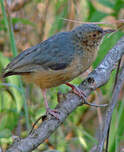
left=74, top=39, right=102, bottom=69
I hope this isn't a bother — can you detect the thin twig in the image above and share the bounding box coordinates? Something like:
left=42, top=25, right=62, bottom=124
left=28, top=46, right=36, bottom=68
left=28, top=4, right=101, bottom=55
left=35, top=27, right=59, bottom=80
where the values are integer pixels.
left=113, top=58, right=122, bottom=92
left=96, top=64, right=124, bottom=152
left=29, top=115, right=44, bottom=135
left=105, top=57, right=122, bottom=152
left=59, top=18, right=124, bottom=25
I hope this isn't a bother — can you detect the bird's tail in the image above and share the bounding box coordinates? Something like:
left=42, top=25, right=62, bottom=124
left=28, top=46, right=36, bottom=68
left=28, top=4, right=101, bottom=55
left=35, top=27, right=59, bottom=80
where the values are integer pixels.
left=2, top=70, right=21, bottom=78
left=2, top=66, right=30, bottom=78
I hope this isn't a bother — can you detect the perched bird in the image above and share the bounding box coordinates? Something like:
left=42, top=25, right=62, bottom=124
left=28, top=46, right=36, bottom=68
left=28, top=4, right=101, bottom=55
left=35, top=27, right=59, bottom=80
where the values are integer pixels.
left=2, top=24, right=114, bottom=118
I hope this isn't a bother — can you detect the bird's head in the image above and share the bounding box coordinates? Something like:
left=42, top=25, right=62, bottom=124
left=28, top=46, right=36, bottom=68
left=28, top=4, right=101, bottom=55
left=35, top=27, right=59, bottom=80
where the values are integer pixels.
left=72, top=24, right=115, bottom=52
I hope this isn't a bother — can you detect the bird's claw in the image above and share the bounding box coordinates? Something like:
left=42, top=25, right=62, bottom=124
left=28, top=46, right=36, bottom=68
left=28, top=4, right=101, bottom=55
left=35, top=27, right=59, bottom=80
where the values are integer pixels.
left=72, top=86, right=87, bottom=103
left=72, top=86, right=108, bottom=107
left=46, top=108, right=60, bottom=119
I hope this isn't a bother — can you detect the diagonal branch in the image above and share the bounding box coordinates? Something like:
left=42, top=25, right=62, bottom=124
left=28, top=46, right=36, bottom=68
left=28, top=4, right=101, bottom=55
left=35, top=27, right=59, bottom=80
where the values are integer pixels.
left=7, top=36, right=124, bottom=152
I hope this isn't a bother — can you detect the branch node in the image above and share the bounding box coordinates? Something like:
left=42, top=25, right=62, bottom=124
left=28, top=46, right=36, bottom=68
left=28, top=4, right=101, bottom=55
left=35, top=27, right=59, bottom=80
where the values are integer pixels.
left=12, top=136, right=21, bottom=143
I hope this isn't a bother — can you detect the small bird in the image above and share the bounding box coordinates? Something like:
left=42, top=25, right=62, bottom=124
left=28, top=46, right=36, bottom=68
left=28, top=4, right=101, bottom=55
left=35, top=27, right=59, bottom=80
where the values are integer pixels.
left=2, top=24, right=114, bottom=118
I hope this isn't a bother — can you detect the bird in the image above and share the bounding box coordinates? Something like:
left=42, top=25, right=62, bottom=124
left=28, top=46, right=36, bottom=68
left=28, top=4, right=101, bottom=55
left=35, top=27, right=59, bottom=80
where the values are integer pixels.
left=2, top=24, right=114, bottom=119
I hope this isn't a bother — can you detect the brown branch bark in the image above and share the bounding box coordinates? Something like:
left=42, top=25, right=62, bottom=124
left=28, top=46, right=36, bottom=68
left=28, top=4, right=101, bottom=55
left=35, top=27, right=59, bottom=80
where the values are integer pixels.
left=39, top=0, right=51, bottom=41
left=7, top=36, right=124, bottom=152
left=10, top=0, right=33, bottom=12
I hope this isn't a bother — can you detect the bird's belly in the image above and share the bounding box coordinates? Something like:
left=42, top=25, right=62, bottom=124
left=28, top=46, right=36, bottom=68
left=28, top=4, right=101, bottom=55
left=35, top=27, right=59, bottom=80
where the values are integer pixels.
left=23, top=53, right=96, bottom=89
left=23, top=68, right=78, bottom=89
left=23, top=56, right=83, bottom=89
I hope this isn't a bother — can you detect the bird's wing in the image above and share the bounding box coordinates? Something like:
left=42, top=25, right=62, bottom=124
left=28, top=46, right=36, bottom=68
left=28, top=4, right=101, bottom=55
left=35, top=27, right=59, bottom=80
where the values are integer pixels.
left=3, top=32, right=75, bottom=77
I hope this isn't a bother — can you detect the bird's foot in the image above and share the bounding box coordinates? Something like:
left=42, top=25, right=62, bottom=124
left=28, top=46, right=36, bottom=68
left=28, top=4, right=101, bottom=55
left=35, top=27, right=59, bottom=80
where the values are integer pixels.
left=46, top=108, right=60, bottom=119
left=65, top=82, right=107, bottom=107
left=65, top=82, right=86, bottom=101
left=72, top=85, right=86, bottom=99
left=72, top=86, right=107, bottom=107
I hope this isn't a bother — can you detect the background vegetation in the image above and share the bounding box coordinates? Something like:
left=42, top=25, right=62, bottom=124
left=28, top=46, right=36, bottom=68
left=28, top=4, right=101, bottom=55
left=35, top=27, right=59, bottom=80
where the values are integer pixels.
left=0, top=0, right=124, bottom=151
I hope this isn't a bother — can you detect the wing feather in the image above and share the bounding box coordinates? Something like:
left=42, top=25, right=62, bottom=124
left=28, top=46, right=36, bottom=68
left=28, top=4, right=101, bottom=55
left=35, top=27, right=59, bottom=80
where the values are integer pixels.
left=3, top=31, right=75, bottom=77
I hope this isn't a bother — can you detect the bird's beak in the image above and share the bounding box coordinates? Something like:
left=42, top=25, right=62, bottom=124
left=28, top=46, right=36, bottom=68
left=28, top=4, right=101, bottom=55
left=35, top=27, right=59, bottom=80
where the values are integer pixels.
left=103, top=29, right=116, bottom=35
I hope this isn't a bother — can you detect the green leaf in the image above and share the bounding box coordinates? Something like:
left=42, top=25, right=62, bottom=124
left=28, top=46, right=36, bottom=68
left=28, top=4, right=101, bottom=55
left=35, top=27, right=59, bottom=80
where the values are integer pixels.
left=87, top=1, right=96, bottom=21
left=0, top=0, right=30, bottom=130
left=112, top=0, right=124, bottom=17
left=12, top=17, right=36, bottom=26
left=89, top=11, right=108, bottom=21
left=0, top=129, right=11, bottom=138
left=98, top=0, right=114, bottom=8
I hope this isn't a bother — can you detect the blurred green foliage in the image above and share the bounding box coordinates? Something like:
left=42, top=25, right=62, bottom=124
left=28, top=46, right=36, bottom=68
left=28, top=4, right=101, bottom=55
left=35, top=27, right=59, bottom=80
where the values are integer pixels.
left=0, top=0, right=124, bottom=151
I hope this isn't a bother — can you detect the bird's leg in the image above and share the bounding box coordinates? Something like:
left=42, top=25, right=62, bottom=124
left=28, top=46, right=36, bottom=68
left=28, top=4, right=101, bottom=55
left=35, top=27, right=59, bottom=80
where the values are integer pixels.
left=65, top=82, right=86, bottom=99
left=65, top=82, right=107, bottom=107
left=42, top=89, right=60, bottom=119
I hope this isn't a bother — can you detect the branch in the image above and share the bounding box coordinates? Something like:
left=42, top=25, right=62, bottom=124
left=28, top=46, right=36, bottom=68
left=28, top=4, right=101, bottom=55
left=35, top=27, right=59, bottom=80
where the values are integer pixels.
left=96, top=64, right=124, bottom=152
left=7, top=36, right=124, bottom=152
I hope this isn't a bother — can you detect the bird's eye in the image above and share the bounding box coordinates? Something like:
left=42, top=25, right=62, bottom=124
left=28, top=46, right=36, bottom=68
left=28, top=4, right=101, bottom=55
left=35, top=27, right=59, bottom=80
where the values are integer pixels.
left=93, top=34, right=96, bottom=37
